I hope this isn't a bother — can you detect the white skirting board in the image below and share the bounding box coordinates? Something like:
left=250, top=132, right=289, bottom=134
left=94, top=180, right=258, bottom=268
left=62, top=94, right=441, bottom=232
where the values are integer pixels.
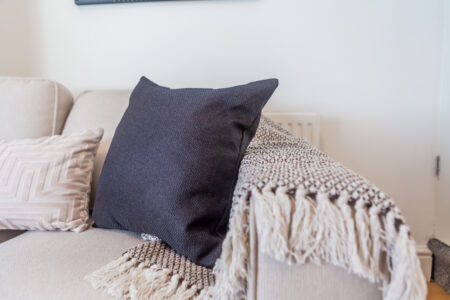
left=417, top=245, right=432, bottom=281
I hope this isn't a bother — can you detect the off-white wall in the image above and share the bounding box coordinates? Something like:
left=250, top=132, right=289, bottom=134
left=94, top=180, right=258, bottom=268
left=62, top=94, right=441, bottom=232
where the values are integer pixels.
left=0, top=0, right=446, bottom=246
left=0, top=1, right=36, bottom=76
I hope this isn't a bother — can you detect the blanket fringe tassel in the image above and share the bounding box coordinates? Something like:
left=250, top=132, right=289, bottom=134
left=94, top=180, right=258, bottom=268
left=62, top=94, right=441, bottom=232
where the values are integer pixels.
left=252, top=185, right=427, bottom=300
left=85, top=256, right=198, bottom=300
left=198, top=193, right=251, bottom=300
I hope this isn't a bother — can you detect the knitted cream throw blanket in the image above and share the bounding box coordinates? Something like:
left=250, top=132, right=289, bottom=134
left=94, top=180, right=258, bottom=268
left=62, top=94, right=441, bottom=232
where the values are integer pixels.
left=86, top=117, right=426, bottom=300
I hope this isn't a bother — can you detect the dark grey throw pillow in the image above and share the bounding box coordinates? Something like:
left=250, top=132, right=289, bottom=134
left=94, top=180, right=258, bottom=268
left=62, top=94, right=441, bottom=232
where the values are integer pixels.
left=93, top=76, right=278, bottom=267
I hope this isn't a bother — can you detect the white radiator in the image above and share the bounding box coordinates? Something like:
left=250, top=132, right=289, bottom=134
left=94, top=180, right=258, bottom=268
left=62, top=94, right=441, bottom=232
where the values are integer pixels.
left=263, top=113, right=321, bottom=148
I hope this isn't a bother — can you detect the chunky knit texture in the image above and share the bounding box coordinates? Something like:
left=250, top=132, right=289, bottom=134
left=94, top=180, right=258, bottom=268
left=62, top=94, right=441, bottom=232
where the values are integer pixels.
left=87, top=117, right=426, bottom=300
left=127, top=242, right=214, bottom=290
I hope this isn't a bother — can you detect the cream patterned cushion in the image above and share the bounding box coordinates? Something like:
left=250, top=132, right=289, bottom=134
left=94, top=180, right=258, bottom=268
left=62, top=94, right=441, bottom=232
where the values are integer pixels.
left=0, top=129, right=103, bottom=232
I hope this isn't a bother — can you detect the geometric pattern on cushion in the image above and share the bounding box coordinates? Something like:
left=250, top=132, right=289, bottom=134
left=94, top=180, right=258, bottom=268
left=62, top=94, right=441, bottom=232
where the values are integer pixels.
left=0, top=128, right=103, bottom=232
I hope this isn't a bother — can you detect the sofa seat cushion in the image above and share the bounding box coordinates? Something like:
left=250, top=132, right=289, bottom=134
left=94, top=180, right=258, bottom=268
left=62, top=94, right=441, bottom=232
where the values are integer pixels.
left=0, top=227, right=142, bottom=300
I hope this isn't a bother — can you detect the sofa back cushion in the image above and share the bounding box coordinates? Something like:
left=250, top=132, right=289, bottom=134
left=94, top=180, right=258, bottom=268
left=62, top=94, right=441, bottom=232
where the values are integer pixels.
left=62, top=90, right=131, bottom=206
left=0, top=77, right=73, bottom=140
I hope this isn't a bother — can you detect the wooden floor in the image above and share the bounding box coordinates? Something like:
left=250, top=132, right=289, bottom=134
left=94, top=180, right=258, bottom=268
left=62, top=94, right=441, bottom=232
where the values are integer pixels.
left=428, top=283, right=450, bottom=300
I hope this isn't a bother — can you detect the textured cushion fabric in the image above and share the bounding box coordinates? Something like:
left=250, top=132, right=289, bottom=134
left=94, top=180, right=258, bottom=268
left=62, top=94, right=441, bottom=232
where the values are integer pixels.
left=0, top=77, right=73, bottom=140
left=62, top=90, right=131, bottom=207
left=93, top=77, right=278, bottom=268
left=0, top=129, right=103, bottom=231
left=0, top=228, right=142, bottom=300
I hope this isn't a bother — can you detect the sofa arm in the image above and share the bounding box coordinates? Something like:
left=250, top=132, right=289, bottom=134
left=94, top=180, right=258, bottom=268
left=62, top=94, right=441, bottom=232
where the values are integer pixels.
left=248, top=199, right=382, bottom=300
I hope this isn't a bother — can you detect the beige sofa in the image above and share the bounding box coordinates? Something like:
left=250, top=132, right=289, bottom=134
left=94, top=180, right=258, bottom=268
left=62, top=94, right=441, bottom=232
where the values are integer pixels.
left=0, top=77, right=381, bottom=300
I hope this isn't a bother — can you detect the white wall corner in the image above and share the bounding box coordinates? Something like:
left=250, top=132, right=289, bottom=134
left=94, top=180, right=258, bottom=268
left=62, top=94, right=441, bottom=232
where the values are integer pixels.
left=416, top=245, right=432, bottom=281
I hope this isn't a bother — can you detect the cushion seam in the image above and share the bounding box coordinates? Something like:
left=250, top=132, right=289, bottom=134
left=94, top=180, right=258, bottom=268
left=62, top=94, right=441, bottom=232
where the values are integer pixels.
left=51, top=82, right=59, bottom=135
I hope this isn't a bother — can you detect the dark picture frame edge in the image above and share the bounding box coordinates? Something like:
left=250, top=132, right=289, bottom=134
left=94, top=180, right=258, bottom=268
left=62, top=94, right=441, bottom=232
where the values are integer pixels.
left=75, top=0, right=162, bottom=5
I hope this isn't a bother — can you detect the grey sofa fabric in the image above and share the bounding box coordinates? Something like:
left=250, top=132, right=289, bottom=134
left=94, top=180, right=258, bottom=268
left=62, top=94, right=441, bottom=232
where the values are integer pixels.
left=256, top=253, right=382, bottom=300
left=0, top=228, right=142, bottom=300
left=0, top=77, right=73, bottom=140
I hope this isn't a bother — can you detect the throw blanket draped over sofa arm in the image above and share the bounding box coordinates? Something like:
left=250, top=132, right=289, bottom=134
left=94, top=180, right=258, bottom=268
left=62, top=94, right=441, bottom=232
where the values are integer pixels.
left=87, top=117, right=427, bottom=300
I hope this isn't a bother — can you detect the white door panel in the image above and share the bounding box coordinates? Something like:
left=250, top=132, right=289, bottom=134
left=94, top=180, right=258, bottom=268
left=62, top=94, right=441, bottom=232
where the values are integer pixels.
left=436, top=1, right=450, bottom=245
